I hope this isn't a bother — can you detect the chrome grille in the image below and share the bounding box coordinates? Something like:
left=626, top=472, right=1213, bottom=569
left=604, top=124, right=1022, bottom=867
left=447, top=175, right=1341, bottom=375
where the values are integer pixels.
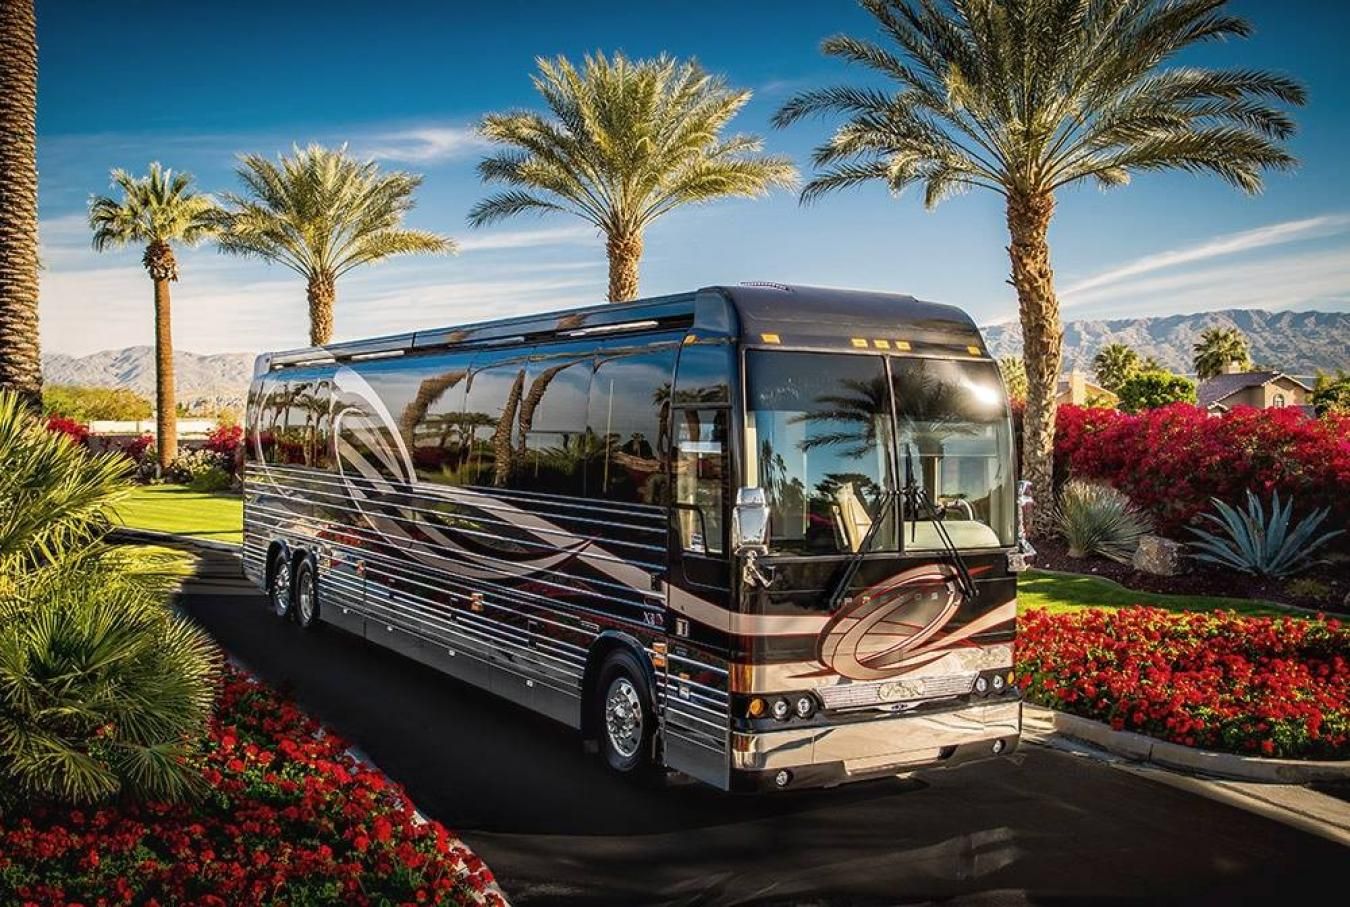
left=818, top=672, right=978, bottom=710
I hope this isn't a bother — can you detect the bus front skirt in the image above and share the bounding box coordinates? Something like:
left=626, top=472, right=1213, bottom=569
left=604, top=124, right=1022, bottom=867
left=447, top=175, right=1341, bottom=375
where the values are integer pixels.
left=728, top=699, right=1021, bottom=791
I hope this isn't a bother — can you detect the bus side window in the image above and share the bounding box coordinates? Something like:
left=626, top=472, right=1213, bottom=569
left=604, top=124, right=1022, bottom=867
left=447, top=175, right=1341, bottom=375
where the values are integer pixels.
left=674, top=409, right=727, bottom=555
left=586, top=345, right=678, bottom=505
left=463, top=354, right=532, bottom=488
left=513, top=344, right=593, bottom=497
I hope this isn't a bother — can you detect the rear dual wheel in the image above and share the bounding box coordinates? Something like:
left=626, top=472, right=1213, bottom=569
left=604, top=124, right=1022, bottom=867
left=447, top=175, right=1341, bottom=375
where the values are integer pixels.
left=268, top=550, right=321, bottom=630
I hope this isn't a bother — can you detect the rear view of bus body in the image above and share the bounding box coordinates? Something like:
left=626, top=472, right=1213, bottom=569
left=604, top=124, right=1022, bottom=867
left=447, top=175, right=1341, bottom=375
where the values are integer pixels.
left=242, top=283, right=1025, bottom=792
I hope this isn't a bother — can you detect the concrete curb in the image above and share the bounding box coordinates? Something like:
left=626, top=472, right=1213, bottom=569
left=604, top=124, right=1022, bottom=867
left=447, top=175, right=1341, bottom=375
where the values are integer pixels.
left=1024, top=703, right=1350, bottom=783
left=111, top=526, right=242, bottom=556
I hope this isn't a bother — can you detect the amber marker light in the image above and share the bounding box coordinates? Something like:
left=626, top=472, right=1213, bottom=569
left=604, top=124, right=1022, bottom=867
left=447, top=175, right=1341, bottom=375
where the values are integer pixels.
left=747, top=697, right=767, bottom=718
left=761, top=333, right=781, bottom=344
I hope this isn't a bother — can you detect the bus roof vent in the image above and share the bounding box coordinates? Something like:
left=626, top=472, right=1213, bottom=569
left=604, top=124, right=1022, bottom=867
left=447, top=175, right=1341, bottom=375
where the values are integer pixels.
left=740, top=281, right=793, bottom=292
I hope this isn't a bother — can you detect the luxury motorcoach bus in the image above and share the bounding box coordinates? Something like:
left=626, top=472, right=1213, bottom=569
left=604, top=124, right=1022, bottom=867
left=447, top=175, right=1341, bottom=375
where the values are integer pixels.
left=243, top=283, right=1030, bottom=791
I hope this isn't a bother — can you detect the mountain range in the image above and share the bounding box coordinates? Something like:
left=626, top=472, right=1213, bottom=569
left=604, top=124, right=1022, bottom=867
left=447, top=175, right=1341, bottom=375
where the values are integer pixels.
left=42, top=347, right=257, bottom=410
left=981, top=308, right=1349, bottom=376
left=40, top=309, right=1350, bottom=407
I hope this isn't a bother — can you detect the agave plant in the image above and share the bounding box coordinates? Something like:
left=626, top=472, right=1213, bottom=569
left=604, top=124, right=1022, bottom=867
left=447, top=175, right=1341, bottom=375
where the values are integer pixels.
left=1055, top=480, right=1151, bottom=564
left=1187, top=490, right=1344, bottom=578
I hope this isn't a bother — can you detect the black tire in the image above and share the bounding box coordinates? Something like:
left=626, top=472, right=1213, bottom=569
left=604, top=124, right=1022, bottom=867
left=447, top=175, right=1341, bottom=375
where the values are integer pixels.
left=293, top=556, right=321, bottom=630
left=269, top=549, right=294, bottom=619
left=594, top=649, right=657, bottom=777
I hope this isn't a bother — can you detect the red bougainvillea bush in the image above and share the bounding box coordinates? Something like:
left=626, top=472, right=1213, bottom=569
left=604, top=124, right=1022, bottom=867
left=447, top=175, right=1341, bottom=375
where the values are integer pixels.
left=1054, top=403, right=1350, bottom=535
left=1016, top=607, right=1350, bottom=759
left=0, top=665, right=503, bottom=906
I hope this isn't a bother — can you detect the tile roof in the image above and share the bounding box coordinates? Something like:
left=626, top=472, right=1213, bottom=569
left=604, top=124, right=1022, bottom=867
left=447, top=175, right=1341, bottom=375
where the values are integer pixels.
left=1196, top=371, right=1287, bottom=408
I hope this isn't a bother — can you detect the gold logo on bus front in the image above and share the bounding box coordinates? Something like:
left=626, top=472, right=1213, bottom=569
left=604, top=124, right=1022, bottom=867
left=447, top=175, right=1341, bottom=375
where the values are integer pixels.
left=816, top=564, right=965, bottom=681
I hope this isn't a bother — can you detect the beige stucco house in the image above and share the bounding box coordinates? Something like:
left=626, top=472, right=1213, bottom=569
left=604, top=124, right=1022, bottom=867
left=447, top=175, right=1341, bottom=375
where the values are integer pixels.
left=1056, top=370, right=1119, bottom=407
left=1196, top=364, right=1312, bottom=414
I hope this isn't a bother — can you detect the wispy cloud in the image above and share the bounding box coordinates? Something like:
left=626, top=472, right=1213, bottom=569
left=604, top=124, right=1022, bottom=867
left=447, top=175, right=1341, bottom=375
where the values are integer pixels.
left=359, top=125, right=487, bottom=164
left=1062, top=214, right=1350, bottom=300
left=457, top=224, right=597, bottom=252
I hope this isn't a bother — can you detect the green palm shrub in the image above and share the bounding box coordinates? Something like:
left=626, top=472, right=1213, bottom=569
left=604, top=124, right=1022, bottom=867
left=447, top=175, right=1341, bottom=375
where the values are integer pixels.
left=1056, top=480, right=1151, bottom=564
left=0, top=390, right=219, bottom=806
left=1187, top=490, right=1344, bottom=578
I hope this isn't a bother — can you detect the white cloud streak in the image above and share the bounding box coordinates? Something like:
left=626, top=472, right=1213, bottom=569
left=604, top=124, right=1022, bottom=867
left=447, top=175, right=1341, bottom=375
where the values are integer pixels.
left=359, top=125, right=487, bottom=164
left=1062, top=214, right=1350, bottom=300
left=457, top=225, right=597, bottom=252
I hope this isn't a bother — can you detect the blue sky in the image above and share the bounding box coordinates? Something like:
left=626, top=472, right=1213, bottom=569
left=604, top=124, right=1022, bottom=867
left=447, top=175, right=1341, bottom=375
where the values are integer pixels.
left=35, top=0, right=1350, bottom=356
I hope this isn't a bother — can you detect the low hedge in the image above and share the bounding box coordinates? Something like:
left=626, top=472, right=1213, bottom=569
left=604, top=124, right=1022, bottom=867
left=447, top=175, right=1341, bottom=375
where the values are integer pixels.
left=1016, top=606, right=1350, bottom=759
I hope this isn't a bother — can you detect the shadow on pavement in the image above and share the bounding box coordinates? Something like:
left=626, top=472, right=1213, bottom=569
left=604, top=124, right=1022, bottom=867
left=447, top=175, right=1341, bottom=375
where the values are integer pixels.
left=170, top=546, right=1349, bottom=905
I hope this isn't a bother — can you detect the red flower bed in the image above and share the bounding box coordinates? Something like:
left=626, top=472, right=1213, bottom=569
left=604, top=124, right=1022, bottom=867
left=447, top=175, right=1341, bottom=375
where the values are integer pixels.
left=0, top=665, right=502, bottom=906
left=1016, top=607, right=1350, bottom=759
left=204, top=424, right=244, bottom=475
left=1054, top=403, right=1350, bottom=534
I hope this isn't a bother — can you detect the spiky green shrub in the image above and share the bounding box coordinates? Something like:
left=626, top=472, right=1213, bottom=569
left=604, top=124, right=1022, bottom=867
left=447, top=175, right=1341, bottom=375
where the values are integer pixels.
left=0, top=558, right=219, bottom=806
left=0, top=391, right=219, bottom=806
left=1187, top=490, right=1344, bottom=578
left=1056, top=480, right=1151, bottom=564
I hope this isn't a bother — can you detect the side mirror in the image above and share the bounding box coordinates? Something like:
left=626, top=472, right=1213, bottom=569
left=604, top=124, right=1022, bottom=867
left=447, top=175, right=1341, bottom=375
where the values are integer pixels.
left=731, top=487, right=770, bottom=556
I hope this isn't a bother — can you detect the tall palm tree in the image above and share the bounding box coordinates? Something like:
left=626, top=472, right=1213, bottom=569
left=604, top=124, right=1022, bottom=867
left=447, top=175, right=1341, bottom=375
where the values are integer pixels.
left=773, top=0, right=1304, bottom=532
left=469, top=52, right=798, bottom=301
left=218, top=144, right=454, bottom=347
left=1093, top=343, right=1140, bottom=392
left=0, top=0, right=41, bottom=411
left=89, top=164, right=218, bottom=468
left=1192, top=326, right=1251, bottom=379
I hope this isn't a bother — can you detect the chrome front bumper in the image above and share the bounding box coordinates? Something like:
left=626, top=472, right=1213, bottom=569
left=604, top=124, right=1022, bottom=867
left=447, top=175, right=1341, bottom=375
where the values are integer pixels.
left=730, top=699, right=1021, bottom=789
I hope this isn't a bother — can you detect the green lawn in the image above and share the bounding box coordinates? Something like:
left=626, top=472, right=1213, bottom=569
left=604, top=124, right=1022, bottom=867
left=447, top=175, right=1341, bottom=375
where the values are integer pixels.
left=1017, top=568, right=1287, bottom=617
left=115, top=485, right=244, bottom=545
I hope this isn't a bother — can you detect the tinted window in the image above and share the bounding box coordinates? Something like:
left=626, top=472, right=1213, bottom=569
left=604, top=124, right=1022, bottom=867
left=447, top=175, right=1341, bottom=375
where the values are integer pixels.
left=333, top=361, right=420, bottom=482
left=512, top=341, right=593, bottom=496
left=400, top=354, right=473, bottom=485
left=587, top=342, right=678, bottom=504
left=672, top=340, right=733, bottom=405
left=674, top=409, right=728, bottom=554
left=463, top=350, right=532, bottom=487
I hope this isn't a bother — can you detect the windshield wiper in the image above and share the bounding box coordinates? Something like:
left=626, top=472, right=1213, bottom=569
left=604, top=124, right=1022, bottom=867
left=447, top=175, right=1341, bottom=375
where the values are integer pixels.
left=903, top=445, right=979, bottom=603
left=826, top=487, right=897, bottom=611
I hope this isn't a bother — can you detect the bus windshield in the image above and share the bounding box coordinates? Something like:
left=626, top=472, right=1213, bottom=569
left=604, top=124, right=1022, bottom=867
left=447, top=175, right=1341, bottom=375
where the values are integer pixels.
left=744, top=350, right=1013, bottom=555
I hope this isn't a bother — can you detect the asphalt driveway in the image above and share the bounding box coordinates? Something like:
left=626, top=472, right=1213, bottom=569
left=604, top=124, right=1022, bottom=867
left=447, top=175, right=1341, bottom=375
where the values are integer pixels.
left=177, top=551, right=1347, bottom=905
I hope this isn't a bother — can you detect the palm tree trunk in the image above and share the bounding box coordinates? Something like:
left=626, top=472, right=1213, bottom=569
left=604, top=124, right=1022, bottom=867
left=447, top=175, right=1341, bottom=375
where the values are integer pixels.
left=152, top=276, right=178, bottom=468
left=307, top=271, right=336, bottom=346
left=606, top=231, right=643, bottom=302
left=1005, top=192, right=1062, bottom=536
left=0, top=0, right=42, bottom=411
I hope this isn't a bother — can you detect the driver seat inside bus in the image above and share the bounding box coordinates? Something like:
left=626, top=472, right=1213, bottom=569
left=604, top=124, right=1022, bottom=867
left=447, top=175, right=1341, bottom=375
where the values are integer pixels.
left=832, top=482, right=873, bottom=553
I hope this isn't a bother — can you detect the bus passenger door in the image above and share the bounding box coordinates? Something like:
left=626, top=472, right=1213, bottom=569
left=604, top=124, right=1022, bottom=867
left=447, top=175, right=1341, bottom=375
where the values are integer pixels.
left=666, top=406, right=733, bottom=789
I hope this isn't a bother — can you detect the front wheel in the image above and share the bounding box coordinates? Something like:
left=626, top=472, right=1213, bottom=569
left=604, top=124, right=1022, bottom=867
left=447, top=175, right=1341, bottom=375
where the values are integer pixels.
left=594, top=650, right=656, bottom=776
left=293, top=557, right=321, bottom=630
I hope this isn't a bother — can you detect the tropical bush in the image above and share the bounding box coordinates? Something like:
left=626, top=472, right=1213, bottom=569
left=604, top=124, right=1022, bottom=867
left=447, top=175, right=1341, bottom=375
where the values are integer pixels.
left=1056, top=480, right=1151, bottom=564
left=1055, top=404, right=1350, bottom=536
left=0, top=390, right=219, bottom=807
left=0, top=664, right=503, bottom=906
left=0, top=557, right=219, bottom=806
left=1115, top=370, right=1197, bottom=412
left=168, top=448, right=233, bottom=491
left=1187, top=490, right=1343, bottom=578
left=43, top=385, right=151, bottom=422
left=203, top=423, right=243, bottom=476
left=1016, top=607, right=1350, bottom=759
left=1313, top=370, right=1350, bottom=416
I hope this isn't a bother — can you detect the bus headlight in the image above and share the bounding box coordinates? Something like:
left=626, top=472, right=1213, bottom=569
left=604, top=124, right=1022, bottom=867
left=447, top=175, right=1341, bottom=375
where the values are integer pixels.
left=771, top=698, right=791, bottom=721
left=794, top=695, right=815, bottom=719
left=991, top=673, right=1006, bottom=692
left=974, top=676, right=990, bottom=695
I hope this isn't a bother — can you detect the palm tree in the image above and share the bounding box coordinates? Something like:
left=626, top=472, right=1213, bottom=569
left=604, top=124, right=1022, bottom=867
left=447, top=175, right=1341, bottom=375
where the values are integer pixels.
left=1093, top=343, right=1140, bottom=392
left=218, top=144, right=454, bottom=346
left=90, top=164, right=218, bottom=468
left=1193, top=326, right=1251, bottom=379
left=0, top=0, right=41, bottom=411
left=469, top=52, right=798, bottom=301
left=773, top=0, right=1304, bottom=532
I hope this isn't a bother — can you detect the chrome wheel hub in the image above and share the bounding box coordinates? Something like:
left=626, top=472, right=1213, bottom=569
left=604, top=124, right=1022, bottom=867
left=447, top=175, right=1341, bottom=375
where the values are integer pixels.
left=297, top=571, right=314, bottom=623
left=272, top=560, right=291, bottom=616
left=604, top=677, right=643, bottom=759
